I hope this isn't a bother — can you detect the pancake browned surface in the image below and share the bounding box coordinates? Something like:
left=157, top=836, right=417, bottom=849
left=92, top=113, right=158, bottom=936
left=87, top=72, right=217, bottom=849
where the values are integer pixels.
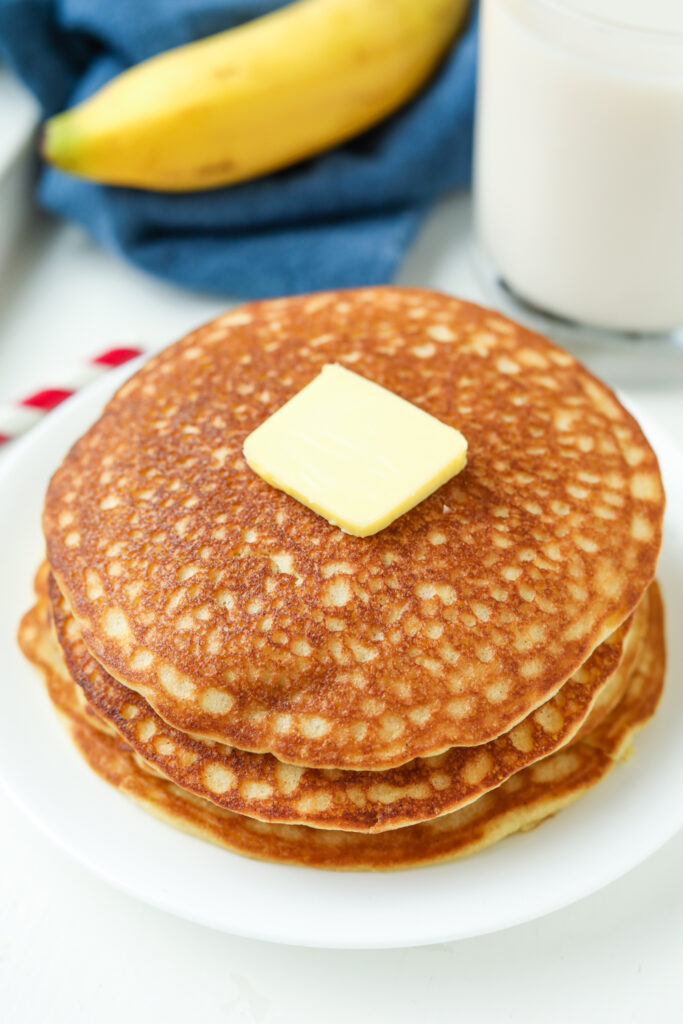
left=43, top=288, right=664, bottom=770
left=49, top=569, right=645, bottom=832
left=18, top=583, right=666, bottom=870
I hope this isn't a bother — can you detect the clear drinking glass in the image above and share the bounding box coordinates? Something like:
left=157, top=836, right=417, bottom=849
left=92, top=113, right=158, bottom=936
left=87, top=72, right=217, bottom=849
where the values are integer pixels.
left=473, top=0, right=683, bottom=379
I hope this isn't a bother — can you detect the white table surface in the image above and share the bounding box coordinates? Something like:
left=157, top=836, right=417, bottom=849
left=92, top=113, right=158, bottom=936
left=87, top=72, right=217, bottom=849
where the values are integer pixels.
left=1, top=189, right=683, bottom=1022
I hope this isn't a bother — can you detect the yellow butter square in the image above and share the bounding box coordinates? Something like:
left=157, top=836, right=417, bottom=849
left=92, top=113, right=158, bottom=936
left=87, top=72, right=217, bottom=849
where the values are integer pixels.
left=243, top=364, right=467, bottom=537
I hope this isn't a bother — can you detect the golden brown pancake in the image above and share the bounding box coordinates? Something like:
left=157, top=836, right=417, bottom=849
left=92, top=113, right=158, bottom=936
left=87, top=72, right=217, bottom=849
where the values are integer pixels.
left=573, top=604, right=647, bottom=741
left=18, top=582, right=665, bottom=870
left=48, top=568, right=647, bottom=832
left=43, top=288, right=664, bottom=770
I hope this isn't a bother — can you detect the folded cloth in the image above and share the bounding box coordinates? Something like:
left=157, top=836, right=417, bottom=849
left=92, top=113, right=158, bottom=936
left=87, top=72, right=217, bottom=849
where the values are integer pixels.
left=0, top=0, right=477, bottom=298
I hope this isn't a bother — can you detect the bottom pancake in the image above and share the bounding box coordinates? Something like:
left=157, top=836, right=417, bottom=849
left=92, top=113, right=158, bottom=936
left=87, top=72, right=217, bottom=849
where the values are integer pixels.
left=18, top=583, right=665, bottom=871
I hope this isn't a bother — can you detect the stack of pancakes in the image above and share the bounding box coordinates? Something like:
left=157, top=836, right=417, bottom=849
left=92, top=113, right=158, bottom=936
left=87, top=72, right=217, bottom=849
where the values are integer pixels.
left=20, top=288, right=666, bottom=870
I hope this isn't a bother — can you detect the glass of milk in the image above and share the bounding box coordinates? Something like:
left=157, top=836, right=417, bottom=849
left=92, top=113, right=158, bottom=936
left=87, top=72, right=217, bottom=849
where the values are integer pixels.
left=474, top=0, right=683, bottom=339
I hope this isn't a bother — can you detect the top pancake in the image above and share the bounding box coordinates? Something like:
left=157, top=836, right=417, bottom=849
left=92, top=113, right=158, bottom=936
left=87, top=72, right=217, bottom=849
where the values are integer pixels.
left=43, top=287, right=664, bottom=770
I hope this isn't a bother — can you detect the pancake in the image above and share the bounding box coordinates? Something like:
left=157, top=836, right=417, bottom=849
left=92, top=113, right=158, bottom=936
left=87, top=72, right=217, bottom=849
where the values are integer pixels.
left=48, top=568, right=647, bottom=832
left=573, top=608, right=646, bottom=741
left=18, top=581, right=665, bottom=870
left=43, top=288, right=664, bottom=770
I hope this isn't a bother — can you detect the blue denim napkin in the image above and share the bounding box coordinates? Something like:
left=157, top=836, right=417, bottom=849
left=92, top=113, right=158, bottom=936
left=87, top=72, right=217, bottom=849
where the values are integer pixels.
left=0, top=0, right=477, bottom=298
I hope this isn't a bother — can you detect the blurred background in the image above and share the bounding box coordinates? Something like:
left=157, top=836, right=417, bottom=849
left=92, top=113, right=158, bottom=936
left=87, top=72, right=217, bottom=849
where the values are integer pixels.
left=0, top=0, right=483, bottom=413
left=1, top=0, right=682, bottom=410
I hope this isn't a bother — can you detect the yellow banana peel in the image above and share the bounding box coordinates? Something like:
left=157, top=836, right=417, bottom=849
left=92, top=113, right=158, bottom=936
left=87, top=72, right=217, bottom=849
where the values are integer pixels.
left=42, top=0, right=469, bottom=192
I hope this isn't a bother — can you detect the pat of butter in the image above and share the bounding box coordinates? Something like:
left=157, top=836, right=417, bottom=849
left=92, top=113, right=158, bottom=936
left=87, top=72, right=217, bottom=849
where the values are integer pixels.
left=243, top=364, right=467, bottom=537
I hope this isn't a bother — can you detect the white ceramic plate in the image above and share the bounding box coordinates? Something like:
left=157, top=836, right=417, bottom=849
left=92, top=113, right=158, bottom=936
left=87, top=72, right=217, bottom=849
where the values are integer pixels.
left=1, top=363, right=682, bottom=949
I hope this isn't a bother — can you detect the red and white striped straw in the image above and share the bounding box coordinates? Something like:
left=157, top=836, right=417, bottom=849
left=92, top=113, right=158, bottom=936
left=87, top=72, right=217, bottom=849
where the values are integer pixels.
left=0, top=346, right=144, bottom=446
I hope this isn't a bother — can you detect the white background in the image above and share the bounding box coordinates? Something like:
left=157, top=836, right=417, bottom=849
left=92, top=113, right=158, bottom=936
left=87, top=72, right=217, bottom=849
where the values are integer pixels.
left=1, top=74, right=682, bottom=1024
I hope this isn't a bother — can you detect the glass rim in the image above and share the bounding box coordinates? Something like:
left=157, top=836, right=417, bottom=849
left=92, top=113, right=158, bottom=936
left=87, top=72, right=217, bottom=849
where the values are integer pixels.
left=518, top=0, right=683, bottom=43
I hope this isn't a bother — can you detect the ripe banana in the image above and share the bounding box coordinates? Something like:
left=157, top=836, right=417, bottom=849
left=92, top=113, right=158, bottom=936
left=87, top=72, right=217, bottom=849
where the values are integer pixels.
left=42, top=0, right=469, bottom=192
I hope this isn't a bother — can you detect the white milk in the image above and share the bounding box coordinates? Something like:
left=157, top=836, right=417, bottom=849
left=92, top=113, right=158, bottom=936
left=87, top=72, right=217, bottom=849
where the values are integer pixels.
left=474, top=0, right=683, bottom=332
